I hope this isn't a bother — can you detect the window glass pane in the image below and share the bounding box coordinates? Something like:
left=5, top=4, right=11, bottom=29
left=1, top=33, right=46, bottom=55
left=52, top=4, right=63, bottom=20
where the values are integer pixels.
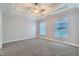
left=55, top=17, right=68, bottom=38
left=40, top=22, right=46, bottom=35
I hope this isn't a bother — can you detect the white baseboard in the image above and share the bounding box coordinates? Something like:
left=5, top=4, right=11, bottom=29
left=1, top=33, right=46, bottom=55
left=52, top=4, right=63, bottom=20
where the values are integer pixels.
left=40, top=37, right=79, bottom=48
left=3, top=37, right=35, bottom=44
left=3, top=37, right=79, bottom=48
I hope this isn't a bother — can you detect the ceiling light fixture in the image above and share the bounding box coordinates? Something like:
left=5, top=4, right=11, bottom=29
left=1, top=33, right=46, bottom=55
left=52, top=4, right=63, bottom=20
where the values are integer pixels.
left=33, top=3, right=39, bottom=13
left=31, top=3, right=41, bottom=15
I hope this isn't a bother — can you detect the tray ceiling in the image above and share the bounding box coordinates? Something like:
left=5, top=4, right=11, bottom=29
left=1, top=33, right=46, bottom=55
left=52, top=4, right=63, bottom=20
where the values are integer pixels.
left=11, top=3, right=62, bottom=18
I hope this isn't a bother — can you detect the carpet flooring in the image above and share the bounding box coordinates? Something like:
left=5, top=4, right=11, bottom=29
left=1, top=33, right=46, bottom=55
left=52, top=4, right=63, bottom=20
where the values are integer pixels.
left=0, top=39, right=79, bottom=56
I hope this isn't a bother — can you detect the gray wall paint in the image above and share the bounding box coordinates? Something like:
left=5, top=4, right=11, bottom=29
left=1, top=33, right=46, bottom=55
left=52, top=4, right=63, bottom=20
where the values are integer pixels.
left=3, top=14, right=36, bottom=43
left=0, top=10, right=2, bottom=48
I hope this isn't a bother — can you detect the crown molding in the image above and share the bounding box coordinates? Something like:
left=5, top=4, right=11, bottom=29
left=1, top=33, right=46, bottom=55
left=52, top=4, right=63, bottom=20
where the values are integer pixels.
left=10, top=3, right=65, bottom=20
left=38, top=4, right=79, bottom=20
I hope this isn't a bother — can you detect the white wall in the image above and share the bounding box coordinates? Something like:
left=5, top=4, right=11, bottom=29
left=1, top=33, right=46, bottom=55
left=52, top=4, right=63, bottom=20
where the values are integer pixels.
left=37, top=8, right=79, bottom=47
left=3, top=14, right=36, bottom=43
left=0, top=10, right=2, bottom=48
left=53, top=8, right=79, bottom=45
left=69, top=11, right=79, bottom=45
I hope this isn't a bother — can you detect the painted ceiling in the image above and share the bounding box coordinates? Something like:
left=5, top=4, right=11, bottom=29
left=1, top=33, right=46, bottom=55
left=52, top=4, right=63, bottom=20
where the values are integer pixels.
left=11, top=3, right=62, bottom=18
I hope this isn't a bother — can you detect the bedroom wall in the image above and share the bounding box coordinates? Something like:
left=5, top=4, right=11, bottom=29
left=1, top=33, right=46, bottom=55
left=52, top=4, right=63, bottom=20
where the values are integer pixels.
left=36, top=15, right=56, bottom=39
left=36, top=8, right=79, bottom=45
left=2, top=14, right=36, bottom=43
left=53, top=8, right=79, bottom=45
left=0, top=10, right=2, bottom=48
left=68, top=11, right=79, bottom=45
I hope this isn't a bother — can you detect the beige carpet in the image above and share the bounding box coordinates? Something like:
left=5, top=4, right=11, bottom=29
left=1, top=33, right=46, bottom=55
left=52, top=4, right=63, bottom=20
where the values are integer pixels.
left=0, top=39, right=79, bottom=56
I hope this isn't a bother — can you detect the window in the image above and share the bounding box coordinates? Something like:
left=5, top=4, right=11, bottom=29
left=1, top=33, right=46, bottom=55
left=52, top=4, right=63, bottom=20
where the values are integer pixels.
left=40, top=22, right=46, bottom=36
left=55, top=17, right=68, bottom=38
